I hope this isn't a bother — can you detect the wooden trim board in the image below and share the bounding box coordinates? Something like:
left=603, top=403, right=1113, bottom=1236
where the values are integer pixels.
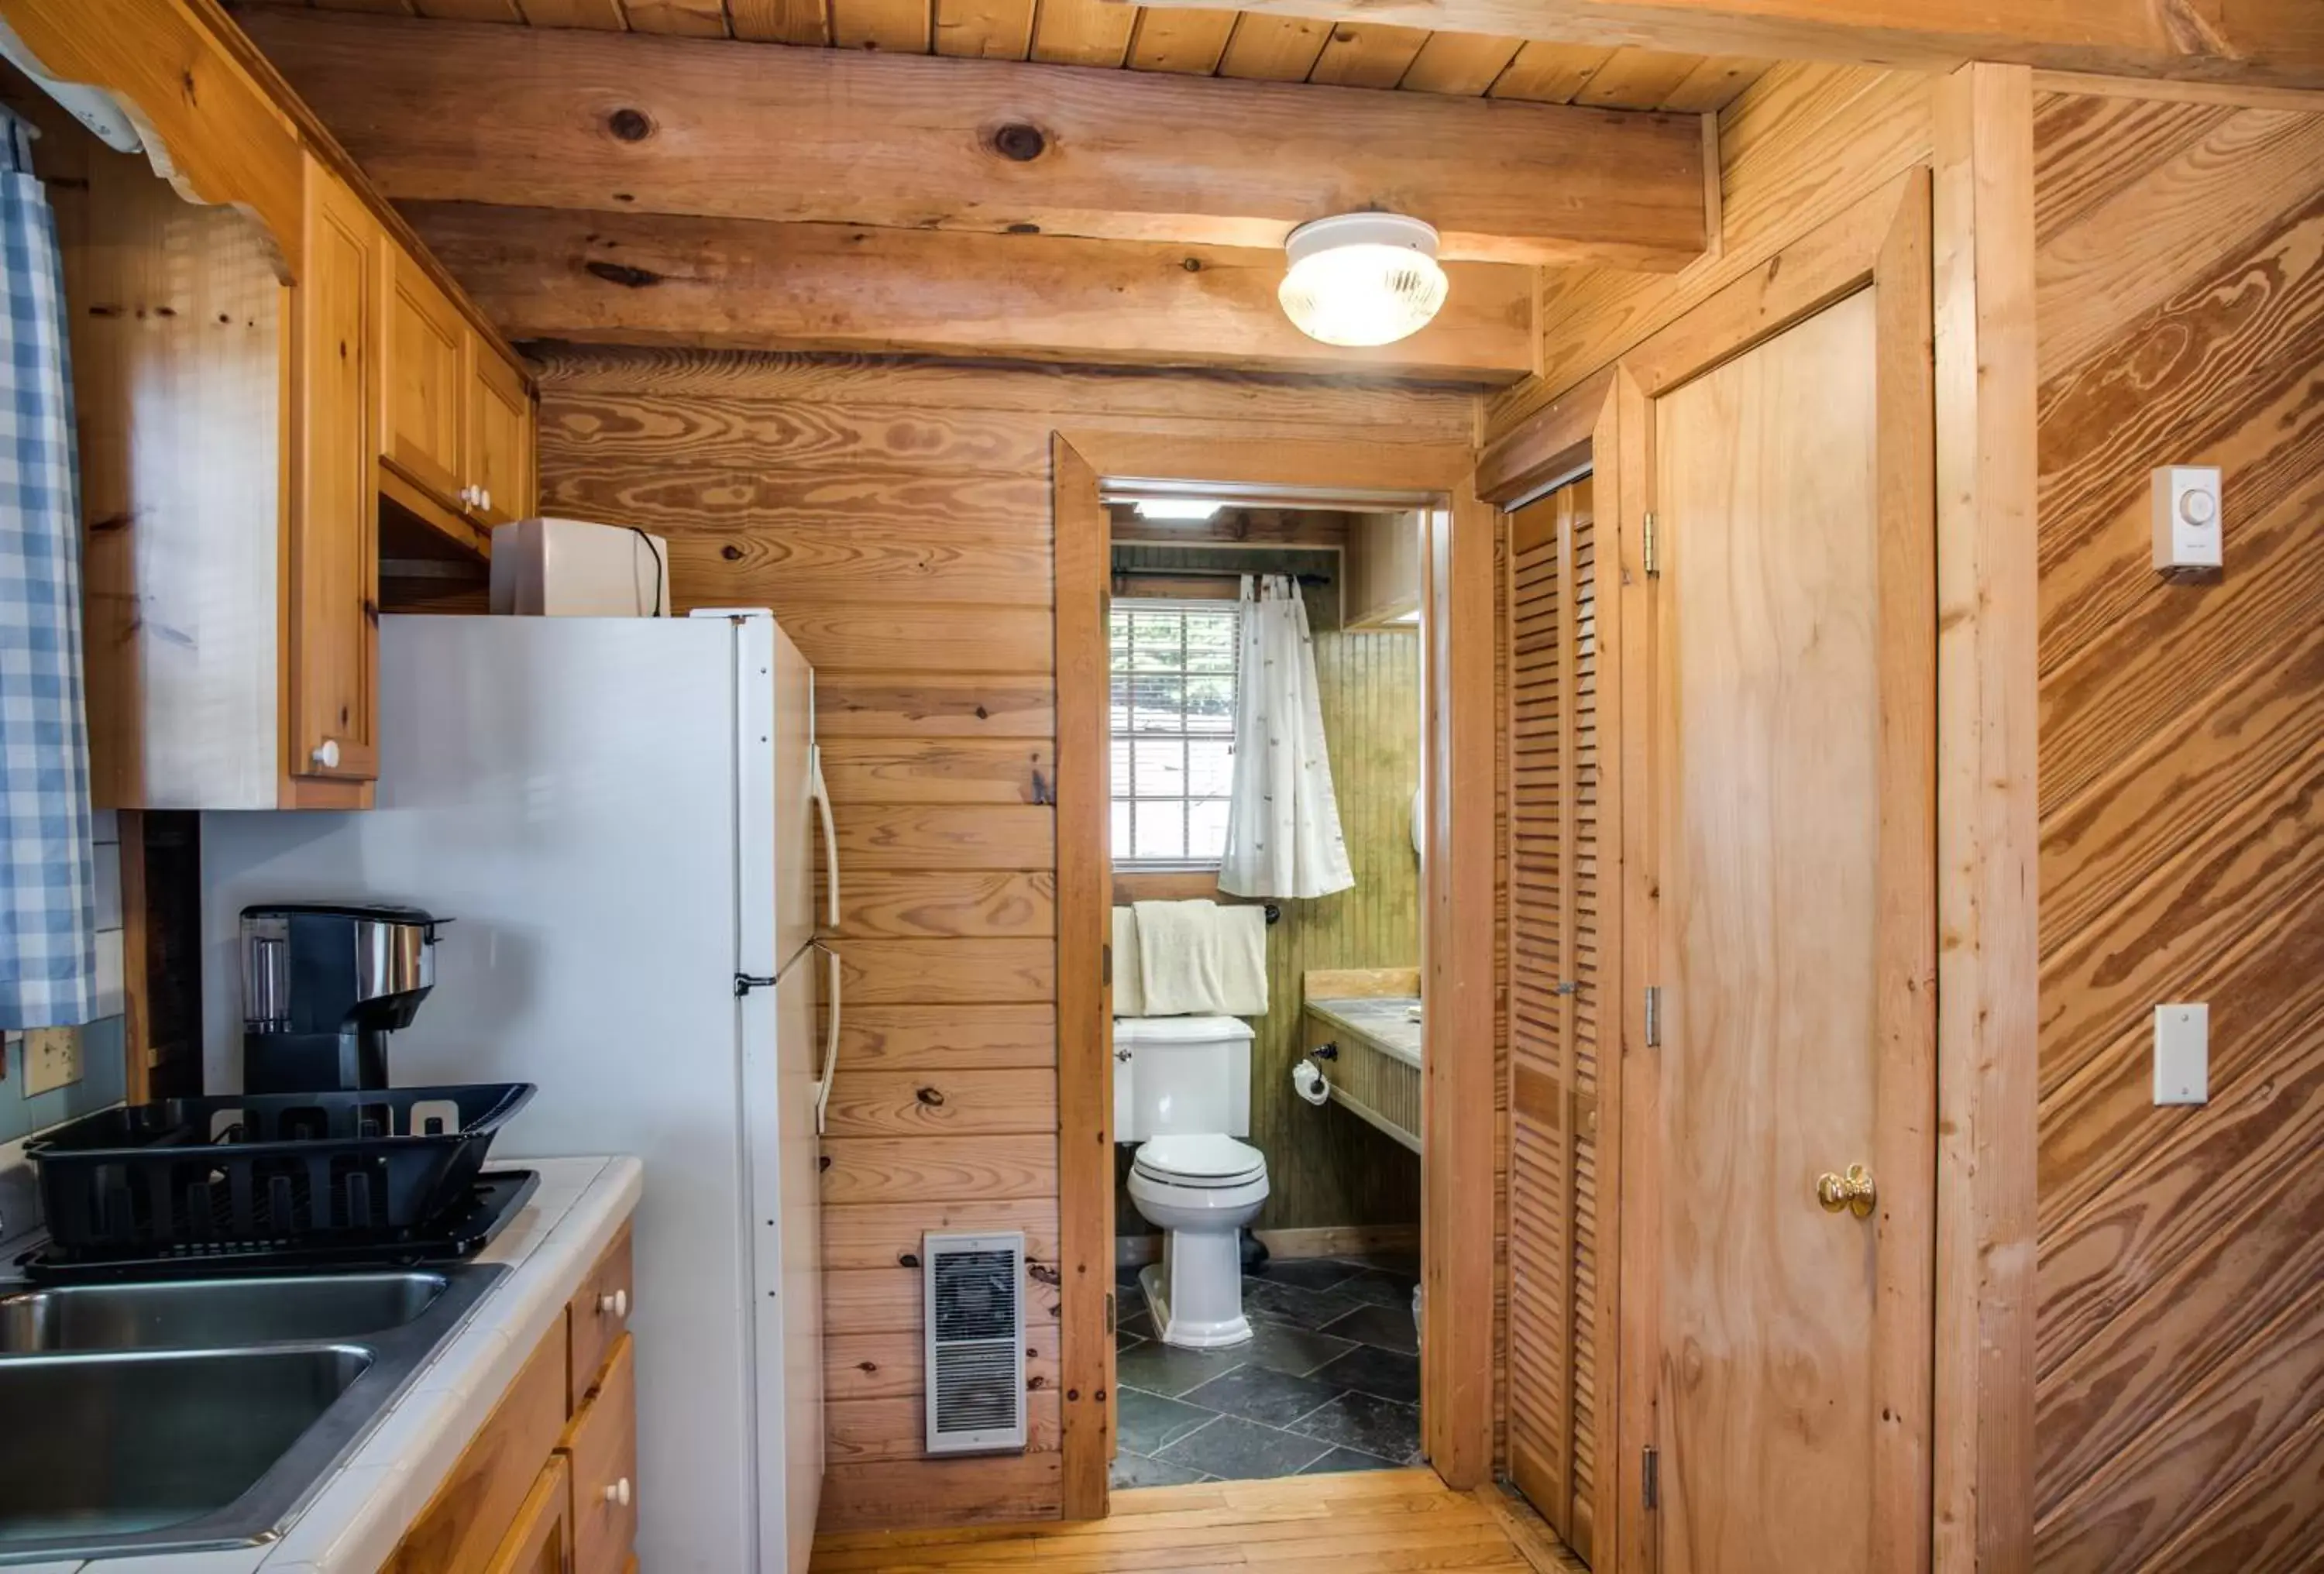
left=1054, top=429, right=1497, bottom=1509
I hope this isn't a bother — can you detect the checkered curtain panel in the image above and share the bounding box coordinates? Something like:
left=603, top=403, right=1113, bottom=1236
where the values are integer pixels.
left=0, top=108, right=96, bottom=1029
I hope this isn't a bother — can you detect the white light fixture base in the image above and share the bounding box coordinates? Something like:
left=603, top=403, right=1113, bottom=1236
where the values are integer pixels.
left=1278, top=211, right=1449, bottom=349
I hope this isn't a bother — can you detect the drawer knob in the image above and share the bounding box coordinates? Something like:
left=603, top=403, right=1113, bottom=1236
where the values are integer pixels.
left=603, top=1476, right=632, bottom=1508
left=599, top=1288, right=629, bottom=1319
left=311, top=738, right=341, bottom=771
left=480, top=487, right=493, bottom=513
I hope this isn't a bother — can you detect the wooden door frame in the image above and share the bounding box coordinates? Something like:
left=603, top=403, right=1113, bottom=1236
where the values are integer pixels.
left=1050, top=430, right=1499, bottom=1521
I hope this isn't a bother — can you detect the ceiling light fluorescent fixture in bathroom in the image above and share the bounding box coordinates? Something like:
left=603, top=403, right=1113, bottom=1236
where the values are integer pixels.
left=1278, top=212, right=1449, bottom=348
left=1133, top=499, right=1228, bottom=521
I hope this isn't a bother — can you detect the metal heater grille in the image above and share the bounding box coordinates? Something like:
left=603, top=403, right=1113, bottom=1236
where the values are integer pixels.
left=923, top=1232, right=1027, bottom=1454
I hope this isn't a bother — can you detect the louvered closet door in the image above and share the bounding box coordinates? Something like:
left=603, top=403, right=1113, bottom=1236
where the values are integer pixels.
left=1506, top=476, right=1604, bottom=1562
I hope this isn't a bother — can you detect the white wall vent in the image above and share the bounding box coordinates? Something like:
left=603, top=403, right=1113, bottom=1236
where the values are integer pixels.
left=923, top=1230, right=1027, bottom=1455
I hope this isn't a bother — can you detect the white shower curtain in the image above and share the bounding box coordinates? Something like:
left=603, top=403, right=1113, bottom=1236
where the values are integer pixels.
left=1217, top=574, right=1353, bottom=900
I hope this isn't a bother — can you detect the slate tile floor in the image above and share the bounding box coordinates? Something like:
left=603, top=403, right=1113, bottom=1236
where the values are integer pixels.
left=1112, top=1254, right=1422, bottom=1489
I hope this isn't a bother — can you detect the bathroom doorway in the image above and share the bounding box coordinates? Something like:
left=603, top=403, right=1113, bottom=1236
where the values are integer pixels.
left=1104, top=505, right=1428, bottom=1487
left=1049, top=432, right=1498, bottom=1521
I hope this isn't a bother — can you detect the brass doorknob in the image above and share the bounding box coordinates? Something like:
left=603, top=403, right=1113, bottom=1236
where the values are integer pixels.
left=1816, top=1164, right=1878, bottom=1218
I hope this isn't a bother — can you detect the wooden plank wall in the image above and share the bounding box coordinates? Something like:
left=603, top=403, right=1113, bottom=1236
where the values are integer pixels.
left=530, top=343, right=1474, bottom=1530
left=1484, top=60, right=1936, bottom=446
left=2030, top=87, right=2324, bottom=1574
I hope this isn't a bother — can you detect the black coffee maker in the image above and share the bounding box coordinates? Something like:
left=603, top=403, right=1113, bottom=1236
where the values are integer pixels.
left=241, top=903, right=444, bottom=1093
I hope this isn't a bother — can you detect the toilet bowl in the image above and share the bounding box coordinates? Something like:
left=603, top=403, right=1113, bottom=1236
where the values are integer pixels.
left=1129, top=1133, right=1270, bottom=1347
left=1114, top=1015, right=1265, bottom=1349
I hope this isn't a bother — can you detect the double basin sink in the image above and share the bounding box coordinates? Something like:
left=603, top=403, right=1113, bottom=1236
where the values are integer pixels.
left=0, top=1265, right=504, bottom=1565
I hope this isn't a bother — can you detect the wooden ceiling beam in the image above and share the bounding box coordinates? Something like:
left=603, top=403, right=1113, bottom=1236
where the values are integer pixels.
left=234, top=7, right=1709, bottom=270
left=1130, top=0, right=2324, bottom=91
left=404, top=201, right=1538, bottom=383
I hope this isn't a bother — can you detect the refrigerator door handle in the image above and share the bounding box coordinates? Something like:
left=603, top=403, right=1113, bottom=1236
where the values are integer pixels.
left=814, top=940, right=842, bottom=1136
left=811, top=743, right=840, bottom=932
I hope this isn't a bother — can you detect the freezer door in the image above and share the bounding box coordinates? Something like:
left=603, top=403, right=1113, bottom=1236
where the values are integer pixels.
left=743, top=959, right=827, bottom=1570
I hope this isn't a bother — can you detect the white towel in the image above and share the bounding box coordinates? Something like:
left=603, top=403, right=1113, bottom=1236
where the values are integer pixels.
left=1111, top=906, right=1147, bottom=1017
left=1132, top=899, right=1269, bottom=1017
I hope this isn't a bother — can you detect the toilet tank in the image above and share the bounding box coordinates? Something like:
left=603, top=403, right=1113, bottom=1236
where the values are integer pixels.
left=1113, top=1016, right=1255, bottom=1141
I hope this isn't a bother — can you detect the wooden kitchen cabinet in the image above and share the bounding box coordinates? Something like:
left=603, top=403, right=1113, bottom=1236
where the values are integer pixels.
left=385, top=1315, right=569, bottom=1574
left=380, top=243, right=469, bottom=508
left=290, top=151, right=381, bottom=792
left=567, top=1223, right=634, bottom=1414
left=562, top=1334, right=640, bottom=1574
left=467, top=342, right=535, bottom=528
left=484, top=1455, right=573, bottom=1574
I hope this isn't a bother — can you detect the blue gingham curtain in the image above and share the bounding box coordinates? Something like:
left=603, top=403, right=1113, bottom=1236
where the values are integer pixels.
left=0, top=107, right=96, bottom=1029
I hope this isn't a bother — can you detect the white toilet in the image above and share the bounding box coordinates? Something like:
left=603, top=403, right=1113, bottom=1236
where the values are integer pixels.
left=1116, top=1015, right=1268, bottom=1348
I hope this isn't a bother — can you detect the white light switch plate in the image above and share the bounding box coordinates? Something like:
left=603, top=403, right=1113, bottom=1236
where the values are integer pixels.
left=2154, top=1003, right=2209, bottom=1105
left=24, top=1026, right=83, bottom=1097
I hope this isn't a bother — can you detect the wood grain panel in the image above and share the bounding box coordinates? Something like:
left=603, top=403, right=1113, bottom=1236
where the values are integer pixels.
left=814, top=674, right=1056, bottom=740
left=2032, top=87, right=2324, bottom=1574
left=823, top=1196, right=1061, bottom=1269
left=833, top=805, right=1054, bottom=872
left=539, top=390, right=1051, bottom=476
left=829, top=1390, right=1063, bottom=1461
left=816, top=1452, right=1062, bottom=1535
left=833, top=1004, right=1059, bottom=1071
left=833, top=938, right=1056, bottom=1004
left=834, top=870, right=1056, bottom=938
left=820, top=1135, right=1061, bottom=1206
left=822, top=1068, right=1059, bottom=1136
left=818, top=739, right=1056, bottom=805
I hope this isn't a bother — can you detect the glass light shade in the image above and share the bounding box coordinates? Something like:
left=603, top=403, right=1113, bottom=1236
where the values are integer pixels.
left=1277, top=213, right=1449, bottom=348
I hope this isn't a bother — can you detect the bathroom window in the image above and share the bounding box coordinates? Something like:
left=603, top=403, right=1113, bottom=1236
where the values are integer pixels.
left=1110, top=602, right=1240, bottom=867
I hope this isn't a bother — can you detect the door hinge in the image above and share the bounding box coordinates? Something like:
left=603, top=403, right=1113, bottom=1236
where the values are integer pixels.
left=1642, top=1445, right=1660, bottom=1510
left=1102, top=942, right=1112, bottom=988
left=1105, top=1290, right=1117, bottom=1336
left=1644, top=986, right=1662, bottom=1047
left=1642, top=510, right=1660, bottom=577
left=734, top=972, right=778, bottom=997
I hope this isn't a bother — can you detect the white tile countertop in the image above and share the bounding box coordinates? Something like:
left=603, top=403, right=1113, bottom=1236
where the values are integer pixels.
left=2, top=1154, right=642, bottom=1574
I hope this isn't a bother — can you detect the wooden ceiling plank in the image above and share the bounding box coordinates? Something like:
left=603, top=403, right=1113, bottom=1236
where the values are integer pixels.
left=412, top=0, right=523, bottom=19
left=404, top=199, right=1538, bottom=381
left=243, top=9, right=1710, bottom=267
left=1305, top=20, right=1429, bottom=89
left=1124, top=5, right=1238, bottom=73
left=1569, top=45, right=1703, bottom=108
left=1129, top=0, right=2324, bottom=91
left=1656, top=53, right=1766, bottom=112
left=307, top=0, right=416, bottom=12
left=1487, top=40, right=1612, bottom=102
left=933, top=0, right=1037, bottom=58
left=515, top=0, right=633, bottom=27
left=830, top=0, right=932, bottom=49
left=727, top=0, right=831, bottom=43
left=621, top=0, right=728, bottom=33
left=1026, top=0, right=1133, bottom=66
left=1397, top=31, right=1525, bottom=96
left=1215, top=13, right=1332, bottom=82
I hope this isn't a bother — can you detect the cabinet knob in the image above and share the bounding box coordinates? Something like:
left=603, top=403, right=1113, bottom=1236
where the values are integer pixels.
left=598, top=1287, right=629, bottom=1320
left=480, top=487, right=493, bottom=513
left=311, top=738, right=341, bottom=771
left=603, top=1476, right=632, bottom=1508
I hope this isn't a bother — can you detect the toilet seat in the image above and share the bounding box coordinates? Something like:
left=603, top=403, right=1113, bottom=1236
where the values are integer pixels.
left=1134, top=1134, right=1267, bottom=1189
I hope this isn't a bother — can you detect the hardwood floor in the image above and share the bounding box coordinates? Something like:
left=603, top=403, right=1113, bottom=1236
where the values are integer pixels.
left=811, top=1470, right=1585, bottom=1571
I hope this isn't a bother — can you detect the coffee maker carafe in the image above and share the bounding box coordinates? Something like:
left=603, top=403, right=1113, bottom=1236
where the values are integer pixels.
left=241, top=903, right=442, bottom=1092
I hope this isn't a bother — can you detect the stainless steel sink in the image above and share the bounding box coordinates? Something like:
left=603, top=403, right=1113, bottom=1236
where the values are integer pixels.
left=0, top=1271, right=450, bottom=1352
left=0, top=1264, right=503, bottom=1565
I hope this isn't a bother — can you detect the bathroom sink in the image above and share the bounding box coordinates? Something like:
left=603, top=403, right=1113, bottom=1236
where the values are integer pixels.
left=0, top=1263, right=503, bottom=1565
left=0, top=1271, right=451, bottom=1352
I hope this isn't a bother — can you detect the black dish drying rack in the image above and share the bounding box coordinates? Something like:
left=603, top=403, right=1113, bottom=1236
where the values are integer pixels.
left=22, top=1084, right=535, bottom=1265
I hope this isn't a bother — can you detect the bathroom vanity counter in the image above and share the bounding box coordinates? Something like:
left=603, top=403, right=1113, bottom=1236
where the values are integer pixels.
left=1301, top=968, right=1424, bottom=1154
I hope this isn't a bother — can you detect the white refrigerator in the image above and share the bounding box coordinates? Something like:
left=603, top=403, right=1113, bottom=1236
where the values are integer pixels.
left=200, top=610, right=834, bottom=1572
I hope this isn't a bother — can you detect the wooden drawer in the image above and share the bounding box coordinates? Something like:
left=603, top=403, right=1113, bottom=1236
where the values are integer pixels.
left=569, top=1224, right=634, bottom=1411
left=385, top=1315, right=569, bottom=1574
left=562, top=1333, right=638, bottom=1574
left=483, top=1455, right=572, bottom=1574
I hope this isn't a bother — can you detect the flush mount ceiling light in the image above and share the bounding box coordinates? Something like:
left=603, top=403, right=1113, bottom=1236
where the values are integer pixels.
left=1133, top=499, right=1227, bottom=521
left=1278, top=212, right=1449, bottom=349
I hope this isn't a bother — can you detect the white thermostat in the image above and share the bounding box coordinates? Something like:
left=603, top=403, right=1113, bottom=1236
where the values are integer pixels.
left=2152, top=466, right=2223, bottom=574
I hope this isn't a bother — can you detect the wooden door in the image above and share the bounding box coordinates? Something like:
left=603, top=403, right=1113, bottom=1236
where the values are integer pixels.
left=290, top=153, right=380, bottom=785
left=380, top=243, right=466, bottom=507
left=1635, top=273, right=1932, bottom=1574
left=483, top=1457, right=572, bottom=1574
left=467, top=345, right=533, bottom=528
left=1506, top=476, right=1613, bottom=1560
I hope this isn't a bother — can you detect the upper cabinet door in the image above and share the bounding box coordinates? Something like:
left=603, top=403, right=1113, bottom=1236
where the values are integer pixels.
left=380, top=245, right=466, bottom=507
left=467, top=345, right=533, bottom=528
left=291, top=153, right=380, bottom=787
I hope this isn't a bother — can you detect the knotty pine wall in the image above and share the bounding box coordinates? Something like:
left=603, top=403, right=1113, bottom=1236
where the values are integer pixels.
left=2030, top=88, right=2324, bottom=1574
left=530, top=343, right=1475, bottom=1530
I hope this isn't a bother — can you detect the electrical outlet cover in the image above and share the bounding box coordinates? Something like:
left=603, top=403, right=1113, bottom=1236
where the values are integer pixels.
left=2153, top=1004, right=2209, bottom=1105
left=24, top=1026, right=83, bottom=1097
